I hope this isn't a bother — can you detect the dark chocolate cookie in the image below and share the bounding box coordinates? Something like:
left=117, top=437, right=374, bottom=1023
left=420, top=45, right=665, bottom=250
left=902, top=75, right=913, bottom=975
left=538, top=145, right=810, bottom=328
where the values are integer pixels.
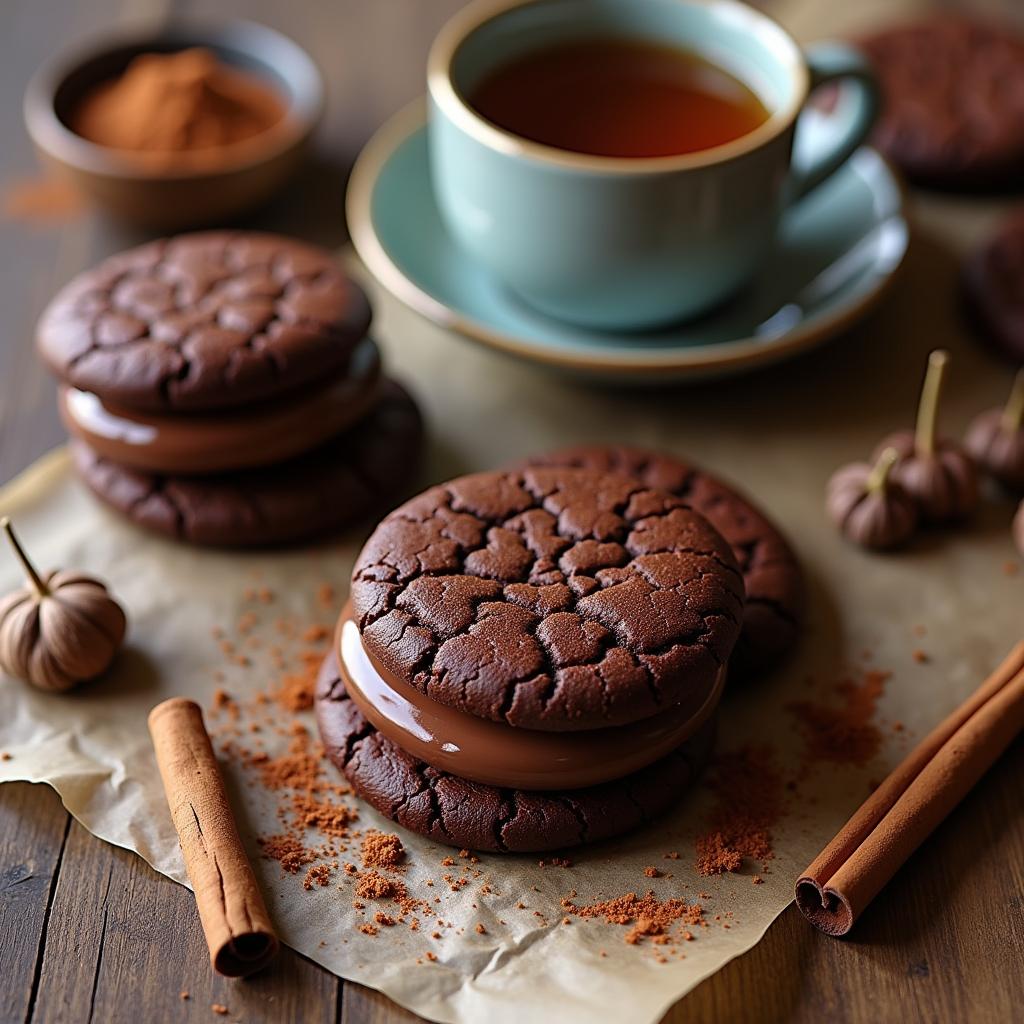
left=72, top=379, right=422, bottom=547
left=351, top=467, right=744, bottom=732
left=315, top=653, right=714, bottom=853
left=38, top=231, right=372, bottom=413
left=860, top=18, right=1024, bottom=190
left=522, top=446, right=803, bottom=678
left=963, top=211, right=1024, bottom=363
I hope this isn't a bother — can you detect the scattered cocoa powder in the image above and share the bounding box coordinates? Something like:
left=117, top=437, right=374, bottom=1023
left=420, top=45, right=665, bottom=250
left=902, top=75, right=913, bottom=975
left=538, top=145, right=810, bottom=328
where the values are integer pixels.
left=303, top=864, right=332, bottom=890
left=561, top=890, right=704, bottom=946
left=273, top=658, right=321, bottom=713
left=291, top=794, right=356, bottom=838
left=695, top=745, right=783, bottom=876
left=211, top=688, right=238, bottom=718
left=362, top=832, right=405, bottom=869
left=355, top=871, right=395, bottom=900
left=787, top=669, right=889, bottom=767
left=259, top=833, right=315, bottom=874
left=2, top=176, right=84, bottom=225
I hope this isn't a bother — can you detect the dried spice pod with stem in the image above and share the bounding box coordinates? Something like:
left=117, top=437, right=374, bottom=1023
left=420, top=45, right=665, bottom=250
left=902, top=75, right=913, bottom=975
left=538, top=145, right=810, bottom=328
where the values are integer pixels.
left=0, top=517, right=126, bottom=691
left=826, top=447, right=919, bottom=550
left=875, top=350, right=979, bottom=523
left=965, top=369, right=1024, bottom=492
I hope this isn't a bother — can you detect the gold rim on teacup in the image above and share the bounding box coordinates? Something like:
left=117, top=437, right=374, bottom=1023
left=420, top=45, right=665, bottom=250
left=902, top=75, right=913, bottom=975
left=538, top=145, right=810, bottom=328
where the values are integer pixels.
left=427, top=0, right=810, bottom=174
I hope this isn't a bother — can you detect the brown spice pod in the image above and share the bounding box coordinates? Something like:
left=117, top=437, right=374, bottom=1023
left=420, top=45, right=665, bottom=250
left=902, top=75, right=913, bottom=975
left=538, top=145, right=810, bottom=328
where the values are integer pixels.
left=148, top=698, right=278, bottom=977
left=0, top=517, right=126, bottom=690
left=826, top=448, right=918, bottom=549
left=875, top=350, right=979, bottom=522
left=965, top=369, right=1024, bottom=492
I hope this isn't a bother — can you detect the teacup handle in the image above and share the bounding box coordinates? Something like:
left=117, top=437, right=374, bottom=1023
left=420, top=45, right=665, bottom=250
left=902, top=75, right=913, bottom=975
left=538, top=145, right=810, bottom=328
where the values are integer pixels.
left=788, top=42, right=880, bottom=202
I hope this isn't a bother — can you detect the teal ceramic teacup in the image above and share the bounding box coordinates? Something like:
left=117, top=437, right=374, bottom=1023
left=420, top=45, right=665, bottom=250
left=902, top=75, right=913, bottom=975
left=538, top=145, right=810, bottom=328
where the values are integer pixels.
left=428, top=0, right=879, bottom=331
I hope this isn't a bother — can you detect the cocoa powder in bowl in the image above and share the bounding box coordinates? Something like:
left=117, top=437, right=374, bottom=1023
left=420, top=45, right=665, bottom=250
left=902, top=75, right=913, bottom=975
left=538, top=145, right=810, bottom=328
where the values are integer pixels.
left=69, top=48, right=285, bottom=164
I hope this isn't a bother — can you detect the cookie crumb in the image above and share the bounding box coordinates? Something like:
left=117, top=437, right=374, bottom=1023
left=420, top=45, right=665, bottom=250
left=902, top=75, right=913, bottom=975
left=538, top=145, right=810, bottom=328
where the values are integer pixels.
left=475, top=923, right=487, bottom=935
left=212, top=1005, right=228, bottom=1017
left=643, top=866, right=661, bottom=878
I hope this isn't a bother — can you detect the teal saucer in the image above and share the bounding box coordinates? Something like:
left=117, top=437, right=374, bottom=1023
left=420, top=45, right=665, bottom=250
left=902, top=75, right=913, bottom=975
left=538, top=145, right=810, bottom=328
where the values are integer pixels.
left=347, top=102, right=908, bottom=382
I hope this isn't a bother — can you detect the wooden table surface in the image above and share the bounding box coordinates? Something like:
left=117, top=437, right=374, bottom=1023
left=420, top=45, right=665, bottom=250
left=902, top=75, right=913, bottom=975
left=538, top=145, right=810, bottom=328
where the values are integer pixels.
left=1, top=1, right=1021, bottom=1022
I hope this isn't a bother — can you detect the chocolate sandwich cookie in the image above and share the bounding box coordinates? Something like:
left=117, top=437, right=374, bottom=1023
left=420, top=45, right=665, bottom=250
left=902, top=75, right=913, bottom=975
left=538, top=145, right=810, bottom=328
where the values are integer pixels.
left=333, top=601, right=724, bottom=789
left=963, top=212, right=1024, bottom=363
left=351, top=467, right=744, bottom=732
left=72, top=380, right=423, bottom=547
left=522, top=446, right=803, bottom=678
left=315, top=652, right=715, bottom=853
left=58, top=336, right=383, bottom=475
left=860, top=18, right=1024, bottom=190
left=38, top=231, right=372, bottom=412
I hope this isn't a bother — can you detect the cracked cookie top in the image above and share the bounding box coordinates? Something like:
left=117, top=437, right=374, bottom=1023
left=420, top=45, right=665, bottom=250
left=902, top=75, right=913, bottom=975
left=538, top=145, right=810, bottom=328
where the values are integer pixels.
left=37, top=231, right=372, bottom=413
left=521, top=445, right=804, bottom=678
left=350, top=467, right=744, bottom=732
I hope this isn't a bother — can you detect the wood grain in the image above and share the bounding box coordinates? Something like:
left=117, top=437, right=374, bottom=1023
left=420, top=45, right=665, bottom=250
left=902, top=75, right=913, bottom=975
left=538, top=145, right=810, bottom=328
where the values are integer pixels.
left=1, top=0, right=1023, bottom=1022
left=0, top=783, right=70, bottom=1024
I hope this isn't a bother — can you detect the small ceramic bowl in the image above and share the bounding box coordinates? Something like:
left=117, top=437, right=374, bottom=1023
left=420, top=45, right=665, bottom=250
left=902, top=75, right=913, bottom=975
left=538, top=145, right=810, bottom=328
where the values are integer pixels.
left=24, top=20, right=323, bottom=228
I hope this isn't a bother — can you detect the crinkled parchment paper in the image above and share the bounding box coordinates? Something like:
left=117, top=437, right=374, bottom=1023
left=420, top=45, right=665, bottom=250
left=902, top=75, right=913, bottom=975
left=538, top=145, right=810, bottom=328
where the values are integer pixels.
left=1, top=220, right=1021, bottom=1024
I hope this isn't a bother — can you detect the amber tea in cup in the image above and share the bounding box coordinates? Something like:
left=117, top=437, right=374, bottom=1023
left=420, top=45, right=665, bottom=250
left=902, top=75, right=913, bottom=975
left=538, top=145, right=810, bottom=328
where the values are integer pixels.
left=430, top=0, right=879, bottom=327
left=468, top=38, right=770, bottom=158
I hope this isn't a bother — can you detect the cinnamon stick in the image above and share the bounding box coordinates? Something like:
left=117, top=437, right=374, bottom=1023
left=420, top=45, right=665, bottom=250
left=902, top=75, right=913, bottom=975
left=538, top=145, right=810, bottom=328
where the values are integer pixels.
left=148, top=698, right=279, bottom=976
left=796, top=642, right=1024, bottom=936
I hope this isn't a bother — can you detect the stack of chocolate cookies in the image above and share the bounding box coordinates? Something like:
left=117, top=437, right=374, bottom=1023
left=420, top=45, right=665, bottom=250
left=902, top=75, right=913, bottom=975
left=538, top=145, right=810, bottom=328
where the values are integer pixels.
left=36, top=231, right=422, bottom=546
left=316, top=465, right=752, bottom=853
